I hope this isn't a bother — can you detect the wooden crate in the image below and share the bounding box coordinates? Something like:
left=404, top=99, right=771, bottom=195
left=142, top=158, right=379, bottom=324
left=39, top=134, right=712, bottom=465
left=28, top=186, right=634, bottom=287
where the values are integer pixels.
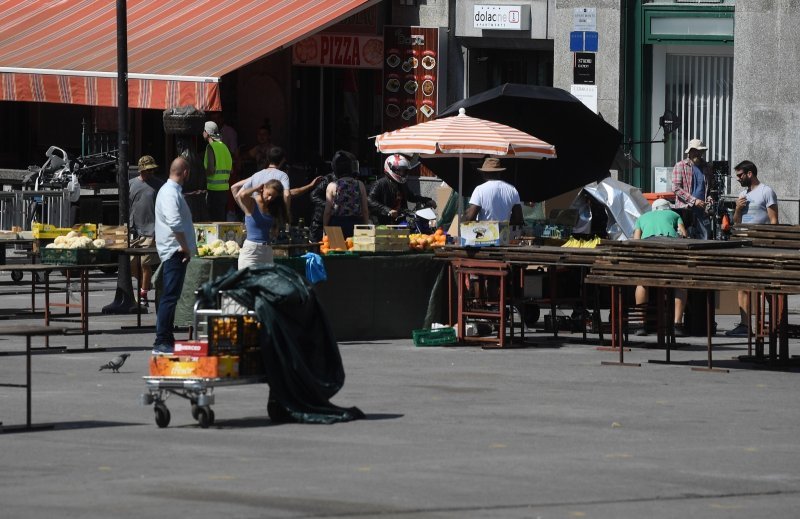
left=351, top=236, right=409, bottom=252
left=353, top=224, right=409, bottom=239
left=99, top=224, right=128, bottom=249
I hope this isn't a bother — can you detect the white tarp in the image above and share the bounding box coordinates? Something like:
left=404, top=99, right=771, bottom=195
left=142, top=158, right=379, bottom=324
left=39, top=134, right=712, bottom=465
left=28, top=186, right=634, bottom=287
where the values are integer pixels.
left=571, top=177, right=651, bottom=240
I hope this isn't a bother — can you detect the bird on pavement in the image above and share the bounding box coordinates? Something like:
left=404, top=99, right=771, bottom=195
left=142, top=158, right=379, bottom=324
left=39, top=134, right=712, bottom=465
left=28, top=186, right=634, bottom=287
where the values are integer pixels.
left=99, top=353, right=131, bottom=373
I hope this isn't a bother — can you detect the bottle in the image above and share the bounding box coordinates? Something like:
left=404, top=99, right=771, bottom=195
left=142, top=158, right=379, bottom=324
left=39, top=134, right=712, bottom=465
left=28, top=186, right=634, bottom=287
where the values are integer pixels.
left=297, top=218, right=309, bottom=243
left=275, top=224, right=289, bottom=245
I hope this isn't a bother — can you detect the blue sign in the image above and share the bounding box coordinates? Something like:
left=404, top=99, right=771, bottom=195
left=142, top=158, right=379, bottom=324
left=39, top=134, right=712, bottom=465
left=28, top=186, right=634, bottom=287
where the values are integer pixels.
left=585, top=31, right=599, bottom=52
left=570, top=31, right=599, bottom=52
left=570, top=31, right=584, bottom=52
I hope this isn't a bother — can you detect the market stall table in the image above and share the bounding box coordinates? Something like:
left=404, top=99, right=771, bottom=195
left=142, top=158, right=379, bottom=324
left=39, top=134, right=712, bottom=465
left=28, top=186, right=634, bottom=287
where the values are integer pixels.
left=0, top=324, right=70, bottom=431
left=168, top=253, right=445, bottom=341
left=585, top=239, right=800, bottom=371
left=434, top=245, right=606, bottom=346
left=0, top=263, right=116, bottom=349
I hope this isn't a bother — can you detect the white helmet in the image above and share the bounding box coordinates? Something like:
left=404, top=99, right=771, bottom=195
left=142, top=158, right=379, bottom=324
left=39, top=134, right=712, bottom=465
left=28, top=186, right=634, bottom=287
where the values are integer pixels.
left=383, top=154, right=418, bottom=183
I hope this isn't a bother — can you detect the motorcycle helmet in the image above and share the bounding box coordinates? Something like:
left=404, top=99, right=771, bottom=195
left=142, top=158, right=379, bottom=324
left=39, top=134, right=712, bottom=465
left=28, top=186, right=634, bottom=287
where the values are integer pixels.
left=383, top=153, right=418, bottom=184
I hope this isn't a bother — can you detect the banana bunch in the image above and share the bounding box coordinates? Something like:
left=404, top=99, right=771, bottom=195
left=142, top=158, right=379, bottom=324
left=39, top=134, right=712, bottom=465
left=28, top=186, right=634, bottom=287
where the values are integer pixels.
left=561, top=236, right=601, bottom=248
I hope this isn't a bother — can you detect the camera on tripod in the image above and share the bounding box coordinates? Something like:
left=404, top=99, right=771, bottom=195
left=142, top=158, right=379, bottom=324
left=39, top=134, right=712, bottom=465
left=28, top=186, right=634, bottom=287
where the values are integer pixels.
left=707, top=160, right=731, bottom=239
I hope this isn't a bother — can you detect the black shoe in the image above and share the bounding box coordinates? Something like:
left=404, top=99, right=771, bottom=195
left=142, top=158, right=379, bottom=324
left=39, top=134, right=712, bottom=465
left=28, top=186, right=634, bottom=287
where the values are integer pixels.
left=673, top=324, right=686, bottom=337
left=725, top=323, right=749, bottom=337
left=151, top=343, right=174, bottom=356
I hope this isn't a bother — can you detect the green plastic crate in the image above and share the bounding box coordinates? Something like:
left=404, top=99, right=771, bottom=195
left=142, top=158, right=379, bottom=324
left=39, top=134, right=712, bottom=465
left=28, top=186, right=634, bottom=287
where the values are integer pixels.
left=412, top=327, right=457, bottom=347
left=40, top=247, right=110, bottom=265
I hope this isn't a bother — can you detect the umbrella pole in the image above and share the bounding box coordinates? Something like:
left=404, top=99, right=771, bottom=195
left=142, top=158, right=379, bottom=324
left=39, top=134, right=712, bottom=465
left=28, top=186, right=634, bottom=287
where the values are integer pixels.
left=457, top=154, right=463, bottom=240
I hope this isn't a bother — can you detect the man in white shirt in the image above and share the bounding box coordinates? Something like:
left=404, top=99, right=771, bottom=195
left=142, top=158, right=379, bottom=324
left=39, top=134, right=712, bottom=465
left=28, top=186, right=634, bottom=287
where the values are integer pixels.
left=463, top=157, right=524, bottom=225
left=231, top=146, right=321, bottom=219
left=727, top=160, right=779, bottom=337
left=153, top=157, right=197, bottom=355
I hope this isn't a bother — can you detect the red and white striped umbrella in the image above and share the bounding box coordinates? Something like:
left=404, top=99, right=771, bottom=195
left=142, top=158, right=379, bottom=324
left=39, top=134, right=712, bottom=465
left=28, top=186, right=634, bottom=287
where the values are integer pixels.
left=375, top=108, right=557, bottom=159
left=374, top=108, right=556, bottom=236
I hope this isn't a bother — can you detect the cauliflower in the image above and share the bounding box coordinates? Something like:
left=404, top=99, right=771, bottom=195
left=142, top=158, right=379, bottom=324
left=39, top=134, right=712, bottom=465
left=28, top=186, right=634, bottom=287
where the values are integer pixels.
left=66, top=230, right=81, bottom=239
left=197, top=245, right=209, bottom=257
left=53, top=235, right=68, bottom=246
left=208, top=239, right=224, bottom=249
left=68, top=236, right=93, bottom=249
left=224, top=241, right=239, bottom=255
left=92, top=238, right=106, bottom=249
left=211, top=246, right=226, bottom=257
left=45, top=243, right=58, bottom=248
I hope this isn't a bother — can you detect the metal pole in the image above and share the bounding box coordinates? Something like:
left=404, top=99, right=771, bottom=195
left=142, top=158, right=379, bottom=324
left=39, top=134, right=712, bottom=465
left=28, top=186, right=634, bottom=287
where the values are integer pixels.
left=102, top=0, right=136, bottom=314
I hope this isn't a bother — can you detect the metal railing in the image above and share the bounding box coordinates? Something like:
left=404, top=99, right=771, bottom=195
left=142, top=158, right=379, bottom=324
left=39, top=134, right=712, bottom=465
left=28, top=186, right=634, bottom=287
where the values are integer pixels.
left=0, top=190, right=70, bottom=231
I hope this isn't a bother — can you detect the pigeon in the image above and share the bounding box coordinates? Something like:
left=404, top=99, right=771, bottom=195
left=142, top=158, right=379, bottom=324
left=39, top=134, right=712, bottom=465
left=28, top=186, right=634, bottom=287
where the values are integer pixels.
left=99, top=353, right=130, bottom=373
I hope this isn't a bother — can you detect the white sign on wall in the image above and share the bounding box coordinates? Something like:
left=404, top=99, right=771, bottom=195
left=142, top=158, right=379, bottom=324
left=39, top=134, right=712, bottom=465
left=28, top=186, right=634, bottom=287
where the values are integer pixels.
left=474, top=5, right=530, bottom=30
left=653, top=167, right=672, bottom=192
left=570, top=84, right=597, bottom=114
left=573, top=7, right=597, bottom=32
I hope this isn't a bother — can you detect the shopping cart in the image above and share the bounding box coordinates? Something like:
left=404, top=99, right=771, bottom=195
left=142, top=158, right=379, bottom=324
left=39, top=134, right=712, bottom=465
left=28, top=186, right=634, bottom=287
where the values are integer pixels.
left=140, top=294, right=266, bottom=428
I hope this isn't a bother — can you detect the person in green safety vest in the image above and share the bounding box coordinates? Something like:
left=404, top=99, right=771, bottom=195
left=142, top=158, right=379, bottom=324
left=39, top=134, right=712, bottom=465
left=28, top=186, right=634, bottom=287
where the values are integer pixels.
left=202, top=120, right=233, bottom=222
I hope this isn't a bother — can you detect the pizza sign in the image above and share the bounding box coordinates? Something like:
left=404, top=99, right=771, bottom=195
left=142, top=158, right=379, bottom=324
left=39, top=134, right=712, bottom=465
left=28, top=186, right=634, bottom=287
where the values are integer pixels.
left=293, top=34, right=383, bottom=69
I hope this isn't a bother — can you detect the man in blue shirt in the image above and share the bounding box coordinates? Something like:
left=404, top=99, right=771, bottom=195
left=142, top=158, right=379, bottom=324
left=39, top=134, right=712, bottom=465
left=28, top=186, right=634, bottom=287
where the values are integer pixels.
left=153, top=157, right=197, bottom=354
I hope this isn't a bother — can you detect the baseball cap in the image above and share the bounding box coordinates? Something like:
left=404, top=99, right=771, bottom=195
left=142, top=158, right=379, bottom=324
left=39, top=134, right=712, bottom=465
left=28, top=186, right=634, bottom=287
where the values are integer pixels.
left=204, top=121, right=220, bottom=138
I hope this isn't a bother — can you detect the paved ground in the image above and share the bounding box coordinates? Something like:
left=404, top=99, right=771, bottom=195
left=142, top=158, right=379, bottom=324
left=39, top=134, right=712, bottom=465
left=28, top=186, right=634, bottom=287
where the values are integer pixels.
left=1, top=270, right=800, bottom=518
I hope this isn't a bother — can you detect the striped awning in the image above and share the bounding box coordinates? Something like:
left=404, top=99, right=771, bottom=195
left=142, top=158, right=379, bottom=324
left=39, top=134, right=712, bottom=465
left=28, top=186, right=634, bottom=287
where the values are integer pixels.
left=375, top=108, right=557, bottom=159
left=0, top=0, right=376, bottom=111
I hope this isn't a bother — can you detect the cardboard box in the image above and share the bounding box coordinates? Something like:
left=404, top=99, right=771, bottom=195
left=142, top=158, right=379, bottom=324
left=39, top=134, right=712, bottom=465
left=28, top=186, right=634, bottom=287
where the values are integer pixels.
left=542, top=188, right=581, bottom=218
left=148, top=355, right=239, bottom=378
left=459, top=221, right=510, bottom=247
left=193, top=222, right=245, bottom=247
left=173, top=340, right=210, bottom=357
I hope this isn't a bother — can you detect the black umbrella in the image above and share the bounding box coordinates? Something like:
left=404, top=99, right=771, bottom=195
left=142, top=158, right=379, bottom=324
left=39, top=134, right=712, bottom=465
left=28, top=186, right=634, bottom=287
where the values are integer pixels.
left=426, top=83, right=622, bottom=202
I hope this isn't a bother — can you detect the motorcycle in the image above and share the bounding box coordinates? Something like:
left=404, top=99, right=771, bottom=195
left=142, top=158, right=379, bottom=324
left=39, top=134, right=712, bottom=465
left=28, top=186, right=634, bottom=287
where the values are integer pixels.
left=397, top=204, right=438, bottom=234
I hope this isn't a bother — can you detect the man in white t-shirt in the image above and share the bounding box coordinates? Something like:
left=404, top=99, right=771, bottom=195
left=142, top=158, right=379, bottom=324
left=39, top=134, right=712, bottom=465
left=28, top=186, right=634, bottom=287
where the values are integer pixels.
left=727, top=160, right=779, bottom=337
left=230, top=146, right=321, bottom=220
left=463, top=157, right=524, bottom=225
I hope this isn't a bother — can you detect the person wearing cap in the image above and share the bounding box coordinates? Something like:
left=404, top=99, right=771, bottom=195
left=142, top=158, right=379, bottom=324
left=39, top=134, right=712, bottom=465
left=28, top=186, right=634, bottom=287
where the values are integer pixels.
left=632, top=198, right=689, bottom=336
left=203, top=120, right=233, bottom=221
left=726, top=160, right=779, bottom=337
left=463, top=157, right=524, bottom=225
left=368, top=153, right=436, bottom=225
left=671, top=138, right=712, bottom=239
left=129, top=155, right=164, bottom=307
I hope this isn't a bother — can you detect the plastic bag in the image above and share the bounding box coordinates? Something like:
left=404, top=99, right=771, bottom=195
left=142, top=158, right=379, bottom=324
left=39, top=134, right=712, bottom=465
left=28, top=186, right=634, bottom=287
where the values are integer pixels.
left=302, top=252, right=327, bottom=284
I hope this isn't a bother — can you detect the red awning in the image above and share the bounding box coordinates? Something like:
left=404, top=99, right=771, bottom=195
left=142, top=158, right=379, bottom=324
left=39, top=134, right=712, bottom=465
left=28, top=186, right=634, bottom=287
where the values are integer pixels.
left=0, top=0, right=376, bottom=111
